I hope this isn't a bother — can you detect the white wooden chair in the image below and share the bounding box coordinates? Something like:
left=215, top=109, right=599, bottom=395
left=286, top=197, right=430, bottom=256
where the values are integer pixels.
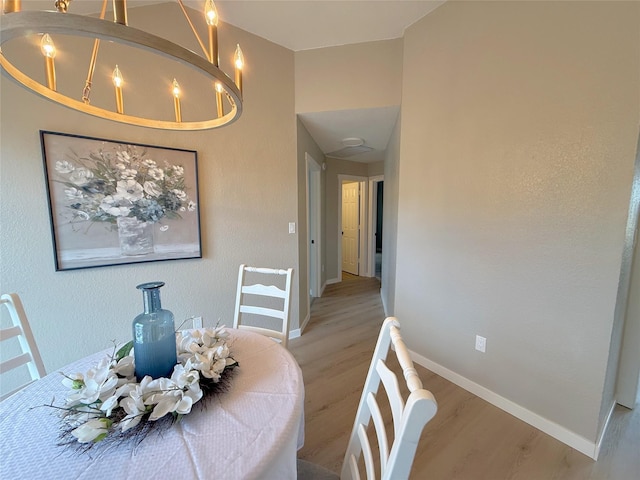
left=298, top=317, right=438, bottom=480
left=233, top=264, right=294, bottom=348
left=0, top=293, right=46, bottom=401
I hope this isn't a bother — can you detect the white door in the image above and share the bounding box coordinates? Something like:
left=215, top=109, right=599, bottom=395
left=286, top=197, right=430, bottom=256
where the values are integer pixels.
left=342, top=181, right=359, bottom=275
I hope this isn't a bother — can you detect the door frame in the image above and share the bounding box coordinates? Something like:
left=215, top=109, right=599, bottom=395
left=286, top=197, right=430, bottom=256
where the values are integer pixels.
left=305, top=153, right=322, bottom=308
left=368, top=175, right=384, bottom=279
left=338, top=174, right=368, bottom=282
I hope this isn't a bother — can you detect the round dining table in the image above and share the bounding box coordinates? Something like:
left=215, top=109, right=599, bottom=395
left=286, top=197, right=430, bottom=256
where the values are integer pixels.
left=0, top=328, right=305, bottom=480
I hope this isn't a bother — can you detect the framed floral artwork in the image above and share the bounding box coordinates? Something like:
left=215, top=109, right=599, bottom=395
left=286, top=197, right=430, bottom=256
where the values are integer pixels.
left=40, top=131, right=201, bottom=271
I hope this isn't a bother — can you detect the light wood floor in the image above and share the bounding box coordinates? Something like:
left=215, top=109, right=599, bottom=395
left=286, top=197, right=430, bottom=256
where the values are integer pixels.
left=289, top=273, right=640, bottom=479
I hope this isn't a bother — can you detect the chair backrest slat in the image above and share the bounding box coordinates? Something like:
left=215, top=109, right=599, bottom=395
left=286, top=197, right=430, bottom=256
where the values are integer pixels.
left=233, top=264, right=294, bottom=349
left=1, top=293, right=45, bottom=402
left=341, top=317, right=438, bottom=480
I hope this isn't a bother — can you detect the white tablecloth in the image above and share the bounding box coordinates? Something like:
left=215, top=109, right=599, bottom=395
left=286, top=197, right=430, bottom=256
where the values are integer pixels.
left=0, top=329, right=304, bottom=480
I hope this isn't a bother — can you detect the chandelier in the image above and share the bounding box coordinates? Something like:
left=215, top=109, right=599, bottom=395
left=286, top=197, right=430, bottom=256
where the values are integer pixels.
left=0, top=0, right=244, bottom=130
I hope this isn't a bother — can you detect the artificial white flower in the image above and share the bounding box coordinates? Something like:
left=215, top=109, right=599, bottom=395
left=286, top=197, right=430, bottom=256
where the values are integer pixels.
left=71, top=418, right=112, bottom=443
left=58, top=327, right=236, bottom=443
left=65, top=358, right=118, bottom=406
left=113, top=356, right=135, bottom=379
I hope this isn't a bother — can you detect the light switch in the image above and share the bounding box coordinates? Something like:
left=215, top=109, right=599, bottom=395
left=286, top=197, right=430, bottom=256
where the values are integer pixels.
left=288, top=222, right=296, bottom=234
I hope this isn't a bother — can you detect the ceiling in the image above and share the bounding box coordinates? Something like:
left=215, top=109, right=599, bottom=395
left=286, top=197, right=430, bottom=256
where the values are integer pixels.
left=26, top=0, right=445, bottom=162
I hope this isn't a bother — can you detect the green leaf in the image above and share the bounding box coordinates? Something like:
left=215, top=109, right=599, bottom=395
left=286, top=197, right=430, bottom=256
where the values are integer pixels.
left=116, top=341, right=134, bottom=361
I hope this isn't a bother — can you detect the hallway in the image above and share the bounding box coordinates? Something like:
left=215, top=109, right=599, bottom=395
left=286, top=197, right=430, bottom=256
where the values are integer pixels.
left=289, top=275, right=640, bottom=479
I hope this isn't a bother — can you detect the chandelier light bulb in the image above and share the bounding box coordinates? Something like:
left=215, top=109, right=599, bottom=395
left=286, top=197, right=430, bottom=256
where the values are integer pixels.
left=112, top=65, right=123, bottom=88
left=40, top=33, right=56, bottom=58
left=112, top=65, right=124, bottom=114
left=172, top=78, right=181, bottom=98
left=234, top=44, right=244, bottom=94
left=204, top=0, right=218, bottom=26
left=234, top=44, right=244, bottom=70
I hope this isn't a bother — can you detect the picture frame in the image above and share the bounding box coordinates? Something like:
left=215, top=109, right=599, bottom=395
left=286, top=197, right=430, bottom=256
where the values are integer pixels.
left=40, top=131, right=202, bottom=271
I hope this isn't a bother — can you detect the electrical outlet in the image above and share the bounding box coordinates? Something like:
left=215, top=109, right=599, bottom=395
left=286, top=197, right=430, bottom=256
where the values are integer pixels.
left=475, top=335, right=486, bottom=353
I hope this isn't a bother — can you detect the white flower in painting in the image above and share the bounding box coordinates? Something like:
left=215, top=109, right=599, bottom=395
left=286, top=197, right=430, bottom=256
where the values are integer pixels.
left=64, top=187, right=84, bottom=201
left=142, top=159, right=157, bottom=168
left=159, top=225, right=169, bottom=232
left=143, top=181, right=162, bottom=197
left=115, top=163, right=126, bottom=171
left=99, top=196, right=131, bottom=217
left=115, top=180, right=144, bottom=201
left=172, top=165, right=184, bottom=176
left=71, top=418, right=112, bottom=443
left=116, top=150, right=131, bottom=164
left=69, top=167, right=94, bottom=186
left=188, top=201, right=196, bottom=212
left=55, top=160, right=74, bottom=174
left=172, top=189, right=187, bottom=201
left=148, top=167, right=164, bottom=180
left=119, top=168, right=138, bottom=180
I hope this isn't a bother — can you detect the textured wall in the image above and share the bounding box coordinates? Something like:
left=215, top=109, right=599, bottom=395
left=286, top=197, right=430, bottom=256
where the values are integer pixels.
left=294, top=39, right=402, bottom=114
left=396, top=0, right=639, bottom=442
left=0, top=3, right=298, bottom=374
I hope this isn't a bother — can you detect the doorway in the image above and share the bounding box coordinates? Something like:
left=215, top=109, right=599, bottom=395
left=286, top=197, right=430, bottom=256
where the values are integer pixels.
left=338, top=175, right=368, bottom=281
left=306, top=153, right=321, bottom=307
left=342, top=181, right=359, bottom=275
left=368, top=175, right=384, bottom=280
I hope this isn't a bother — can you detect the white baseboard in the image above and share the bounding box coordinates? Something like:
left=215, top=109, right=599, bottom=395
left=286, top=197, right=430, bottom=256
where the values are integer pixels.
left=409, top=349, right=600, bottom=460
left=289, top=327, right=301, bottom=340
left=297, top=310, right=311, bottom=335
left=593, top=400, right=616, bottom=460
left=326, top=278, right=340, bottom=285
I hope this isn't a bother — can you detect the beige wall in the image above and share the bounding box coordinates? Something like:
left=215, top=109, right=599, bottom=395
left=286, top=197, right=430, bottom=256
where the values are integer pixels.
left=397, top=0, right=640, bottom=447
left=381, top=116, right=401, bottom=316
left=367, top=161, right=384, bottom=177
left=295, top=39, right=402, bottom=114
left=0, top=3, right=298, bottom=374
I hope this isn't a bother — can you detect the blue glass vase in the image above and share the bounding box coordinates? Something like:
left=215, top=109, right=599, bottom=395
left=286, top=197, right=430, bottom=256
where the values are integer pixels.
left=133, top=282, right=177, bottom=381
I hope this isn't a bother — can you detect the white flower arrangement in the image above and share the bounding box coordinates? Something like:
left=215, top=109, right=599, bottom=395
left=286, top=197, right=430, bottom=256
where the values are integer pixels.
left=56, top=327, right=237, bottom=445
left=53, top=144, right=196, bottom=227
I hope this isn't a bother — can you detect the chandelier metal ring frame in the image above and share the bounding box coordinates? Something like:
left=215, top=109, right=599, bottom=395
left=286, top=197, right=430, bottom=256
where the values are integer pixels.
left=0, top=10, right=243, bottom=130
